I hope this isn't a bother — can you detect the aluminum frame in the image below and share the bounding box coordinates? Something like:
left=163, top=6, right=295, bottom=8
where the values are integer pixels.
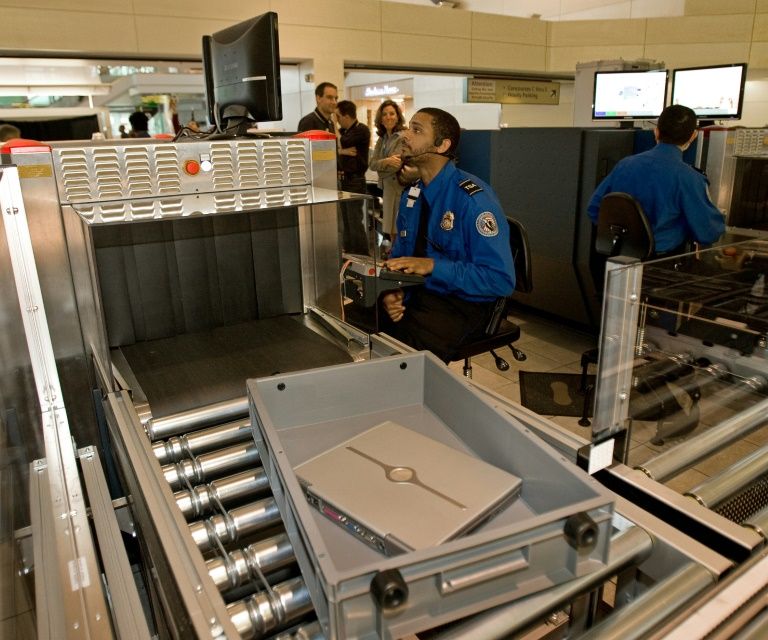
left=2, top=164, right=111, bottom=638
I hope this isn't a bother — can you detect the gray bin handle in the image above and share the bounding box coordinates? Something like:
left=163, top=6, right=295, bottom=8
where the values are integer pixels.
left=439, top=547, right=529, bottom=594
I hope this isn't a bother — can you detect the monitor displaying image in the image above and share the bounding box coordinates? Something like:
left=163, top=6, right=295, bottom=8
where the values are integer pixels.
left=671, top=63, right=747, bottom=120
left=592, top=69, right=669, bottom=121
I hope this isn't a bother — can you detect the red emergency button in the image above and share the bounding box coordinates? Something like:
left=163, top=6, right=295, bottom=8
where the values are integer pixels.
left=184, top=160, right=200, bottom=175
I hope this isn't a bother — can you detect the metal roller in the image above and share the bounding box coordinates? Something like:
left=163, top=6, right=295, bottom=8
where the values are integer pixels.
left=685, top=443, right=768, bottom=508
left=631, top=353, right=695, bottom=392
left=630, top=362, right=727, bottom=421
left=636, top=396, right=768, bottom=482
left=435, top=526, right=653, bottom=640
left=207, top=533, right=295, bottom=592
left=227, top=576, right=314, bottom=640
left=743, top=503, right=768, bottom=540
left=175, top=468, right=270, bottom=520
left=577, top=562, right=714, bottom=640
left=271, top=621, right=324, bottom=640
left=152, top=417, right=251, bottom=465
left=146, top=396, right=249, bottom=441
left=163, top=442, right=260, bottom=490
left=189, top=497, right=281, bottom=552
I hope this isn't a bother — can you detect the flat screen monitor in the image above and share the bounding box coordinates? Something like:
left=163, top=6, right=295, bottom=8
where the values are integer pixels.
left=671, top=63, right=747, bottom=120
left=592, top=69, right=669, bottom=121
left=202, top=11, right=282, bottom=135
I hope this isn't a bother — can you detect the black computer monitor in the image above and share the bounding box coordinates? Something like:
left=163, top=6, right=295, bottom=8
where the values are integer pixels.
left=671, top=63, right=747, bottom=121
left=202, top=11, right=282, bottom=136
left=592, top=69, right=669, bottom=122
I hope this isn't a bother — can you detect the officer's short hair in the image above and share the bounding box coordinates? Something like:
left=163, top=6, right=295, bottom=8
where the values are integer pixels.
left=657, top=105, right=697, bottom=145
left=417, top=107, right=460, bottom=159
left=336, top=100, right=357, bottom=119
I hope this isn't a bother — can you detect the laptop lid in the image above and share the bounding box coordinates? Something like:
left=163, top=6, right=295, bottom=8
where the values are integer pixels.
left=295, top=421, right=522, bottom=554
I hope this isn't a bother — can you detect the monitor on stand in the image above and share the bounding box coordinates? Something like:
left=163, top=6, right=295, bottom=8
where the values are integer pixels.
left=202, top=11, right=282, bottom=138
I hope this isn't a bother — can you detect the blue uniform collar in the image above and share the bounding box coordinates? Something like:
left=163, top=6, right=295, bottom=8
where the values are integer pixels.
left=421, top=161, right=457, bottom=205
left=653, top=142, right=685, bottom=158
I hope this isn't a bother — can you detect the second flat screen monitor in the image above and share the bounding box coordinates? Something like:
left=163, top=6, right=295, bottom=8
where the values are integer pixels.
left=592, top=69, right=669, bottom=121
left=671, top=63, right=747, bottom=120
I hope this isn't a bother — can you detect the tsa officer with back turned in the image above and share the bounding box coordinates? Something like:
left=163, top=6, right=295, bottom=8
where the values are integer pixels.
left=587, top=104, right=725, bottom=255
left=380, top=107, right=515, bottom=362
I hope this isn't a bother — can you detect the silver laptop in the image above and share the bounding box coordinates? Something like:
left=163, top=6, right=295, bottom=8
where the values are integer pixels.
left=294, top=421, right=522, bottom=555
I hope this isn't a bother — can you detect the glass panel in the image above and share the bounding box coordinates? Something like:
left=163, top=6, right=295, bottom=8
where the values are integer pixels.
left=594, top=238, right=768, bottom=518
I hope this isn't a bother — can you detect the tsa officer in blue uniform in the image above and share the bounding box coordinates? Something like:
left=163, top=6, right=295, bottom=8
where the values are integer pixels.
left=588, top=104, right=725, bottom=255
left=380, top=107, right=515, bottom=362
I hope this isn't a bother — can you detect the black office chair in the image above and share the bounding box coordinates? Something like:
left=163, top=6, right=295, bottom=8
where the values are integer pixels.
left=451, top=217, right=533, bottom=378
left=579, top=192, right=654, bottom=425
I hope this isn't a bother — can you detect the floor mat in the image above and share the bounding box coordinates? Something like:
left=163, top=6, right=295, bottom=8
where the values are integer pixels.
left=518, top=371, right=595, bottom=418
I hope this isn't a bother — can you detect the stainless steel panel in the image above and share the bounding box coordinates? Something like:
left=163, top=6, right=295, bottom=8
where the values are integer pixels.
left=2, top=165, right=110, bottom=637
left=78, top=445, right=152, bottom=640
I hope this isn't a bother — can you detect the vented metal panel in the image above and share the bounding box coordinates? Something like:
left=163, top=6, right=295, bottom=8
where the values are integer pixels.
left=733, top=129, right=768, bottom=155
left=70, top=188, right=313, bottom=224
left=715, top=474, right=768, bottom=524
left=53, top=138, right=311, bottom=207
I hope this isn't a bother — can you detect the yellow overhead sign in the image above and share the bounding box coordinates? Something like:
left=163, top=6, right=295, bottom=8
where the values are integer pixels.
left=467, top=78, right=560, bottom=105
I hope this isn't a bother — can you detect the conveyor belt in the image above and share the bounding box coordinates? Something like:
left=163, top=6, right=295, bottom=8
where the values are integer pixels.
left=117, top=316, right=353, bottom=418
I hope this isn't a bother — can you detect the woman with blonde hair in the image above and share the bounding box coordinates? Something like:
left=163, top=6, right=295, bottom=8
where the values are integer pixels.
left=368, top=100, right=406, bottom=248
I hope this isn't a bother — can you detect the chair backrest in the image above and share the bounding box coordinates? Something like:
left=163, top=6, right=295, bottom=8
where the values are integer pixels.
left=595, top=192, right=654, bottom=260
left=508, top=216, right=533, bottom=294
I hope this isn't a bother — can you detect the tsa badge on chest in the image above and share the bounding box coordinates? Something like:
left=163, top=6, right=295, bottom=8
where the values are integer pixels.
left=476, top=212, right=499, bottom=237
left=440, top=211, right=455, bottom=231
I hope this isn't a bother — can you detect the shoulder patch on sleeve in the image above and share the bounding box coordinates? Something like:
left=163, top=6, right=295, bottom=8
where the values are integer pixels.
left=476, top=212, right=499, bottom=237
left=459, top=178, right=483, bottom=196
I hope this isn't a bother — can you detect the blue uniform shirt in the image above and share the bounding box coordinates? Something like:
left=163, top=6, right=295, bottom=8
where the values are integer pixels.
left=587, top=143, right=725, bottom=253
left=392, top=162, right=515, bottom=303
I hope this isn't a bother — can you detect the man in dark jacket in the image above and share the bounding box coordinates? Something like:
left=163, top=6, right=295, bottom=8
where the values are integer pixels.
left=297, top=82, right=337, bottom=133
left=336, top=99, right=371, bottom=255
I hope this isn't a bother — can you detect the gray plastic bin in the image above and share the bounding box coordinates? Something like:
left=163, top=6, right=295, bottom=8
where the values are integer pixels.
left=248, top=352, right=614, bottom=640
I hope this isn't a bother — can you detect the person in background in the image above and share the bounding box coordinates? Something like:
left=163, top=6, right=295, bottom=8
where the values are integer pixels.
left=335, top=99, right=371, bottom=255
left=368, top=100, right=406, bottom=250
left=588, top=104, right=725, bottom=255
left=118, top=124, right=131, bottom=139
left=380, top=108, right=515, bottom=362
left=297, top=82, right=338, bottom=133
left=129, top=111, right=151, bottom=138
left=0, top=124, right=21, bottom=142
